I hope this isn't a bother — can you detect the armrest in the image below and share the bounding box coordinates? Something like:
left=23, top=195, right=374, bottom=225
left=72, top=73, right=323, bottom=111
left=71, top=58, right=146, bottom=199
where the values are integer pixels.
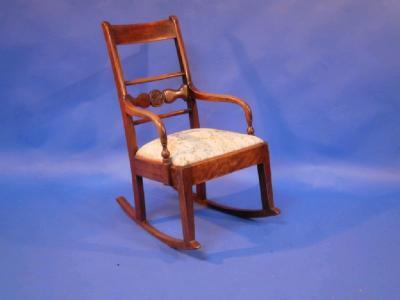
left=189, top=85, right=254, bottom=134
left=123, top=98, right=170, bottom=163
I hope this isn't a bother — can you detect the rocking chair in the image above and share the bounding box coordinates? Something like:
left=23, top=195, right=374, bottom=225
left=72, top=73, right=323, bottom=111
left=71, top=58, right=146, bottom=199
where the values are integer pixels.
left=101, top=16, right=280, bottom=250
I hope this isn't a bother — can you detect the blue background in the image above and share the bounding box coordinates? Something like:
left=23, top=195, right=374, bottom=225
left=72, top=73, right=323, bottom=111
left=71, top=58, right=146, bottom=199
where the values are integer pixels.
left=1, top=0, right=399, bottom=299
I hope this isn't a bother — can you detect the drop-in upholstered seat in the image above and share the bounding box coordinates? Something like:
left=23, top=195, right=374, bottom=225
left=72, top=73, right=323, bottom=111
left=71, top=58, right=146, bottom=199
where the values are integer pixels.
left=136, top=128, right=264, bottom=166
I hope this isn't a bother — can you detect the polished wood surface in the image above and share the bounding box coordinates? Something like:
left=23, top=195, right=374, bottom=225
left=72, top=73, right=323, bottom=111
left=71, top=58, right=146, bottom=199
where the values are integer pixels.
left=125, top=71, right=184, bottom=86
left=126, top=84, right=189, bottom=108
left=132, top=109, right=190, bottom=126
left=109, top=19, right=176, bottom=45
left=102, top=15, right=280, bottom=249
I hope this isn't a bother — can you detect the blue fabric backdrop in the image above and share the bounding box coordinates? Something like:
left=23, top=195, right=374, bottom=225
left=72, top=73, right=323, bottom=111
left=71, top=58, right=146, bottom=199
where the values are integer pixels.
left=1, top=1, right=399, bottom=299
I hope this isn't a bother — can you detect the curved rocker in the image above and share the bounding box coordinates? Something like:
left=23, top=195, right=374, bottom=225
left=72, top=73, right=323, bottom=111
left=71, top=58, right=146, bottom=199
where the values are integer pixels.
left=116, top=196, right=201, bottom=250
left=194, top=196, right=281, bottom=218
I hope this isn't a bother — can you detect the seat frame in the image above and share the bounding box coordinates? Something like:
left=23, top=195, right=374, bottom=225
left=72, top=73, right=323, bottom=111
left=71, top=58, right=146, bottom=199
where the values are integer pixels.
left=102, top=16, right=280, bottom=250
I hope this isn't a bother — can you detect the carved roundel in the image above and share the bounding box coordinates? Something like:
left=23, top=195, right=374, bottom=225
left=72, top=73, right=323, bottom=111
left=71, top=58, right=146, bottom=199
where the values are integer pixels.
left=149, top=89, right=165, bottom=107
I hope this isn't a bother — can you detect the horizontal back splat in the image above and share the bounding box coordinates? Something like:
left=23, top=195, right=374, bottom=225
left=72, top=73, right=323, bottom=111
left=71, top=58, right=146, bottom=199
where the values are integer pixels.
left=125, top=84, right=189, bottom=108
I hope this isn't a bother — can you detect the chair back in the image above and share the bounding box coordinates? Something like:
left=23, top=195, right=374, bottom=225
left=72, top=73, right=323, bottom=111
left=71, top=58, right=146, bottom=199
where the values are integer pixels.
left=102, top=16, right=199, bottom=127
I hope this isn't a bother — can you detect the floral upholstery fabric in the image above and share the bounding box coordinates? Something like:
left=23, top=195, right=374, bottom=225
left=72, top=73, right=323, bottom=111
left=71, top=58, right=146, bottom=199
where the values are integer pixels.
left=135, top=128, right=264, bottom=166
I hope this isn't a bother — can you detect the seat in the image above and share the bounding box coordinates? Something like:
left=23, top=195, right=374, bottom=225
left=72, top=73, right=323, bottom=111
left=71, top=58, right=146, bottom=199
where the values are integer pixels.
left=101, top=16, right=280, bottom=250
left=136, top=128, right=264, bottom=166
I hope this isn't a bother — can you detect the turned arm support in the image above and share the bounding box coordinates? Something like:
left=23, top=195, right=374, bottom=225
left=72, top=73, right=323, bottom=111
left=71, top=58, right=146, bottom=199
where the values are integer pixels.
left=189, top=85, right=254, bottom=135
left=123, top=98, right=171, bottom=163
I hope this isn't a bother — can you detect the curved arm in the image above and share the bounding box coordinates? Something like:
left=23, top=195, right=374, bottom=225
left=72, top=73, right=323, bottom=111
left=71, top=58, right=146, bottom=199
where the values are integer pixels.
left=123, top=98, right=171, bottom=163
left=189, top=85, right=254, bottom=134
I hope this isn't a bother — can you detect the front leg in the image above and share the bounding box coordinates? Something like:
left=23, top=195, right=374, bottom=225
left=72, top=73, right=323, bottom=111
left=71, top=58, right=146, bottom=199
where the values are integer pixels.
left=176, top=168, right=200, bottom=249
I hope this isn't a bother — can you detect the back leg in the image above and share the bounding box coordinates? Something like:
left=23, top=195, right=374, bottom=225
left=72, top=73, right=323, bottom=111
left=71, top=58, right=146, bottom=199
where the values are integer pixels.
left=257, top=145, right=280, bottom=215
left=132, top=175, right=146, bottom=221
left=196, top=183, right=206, bottom=203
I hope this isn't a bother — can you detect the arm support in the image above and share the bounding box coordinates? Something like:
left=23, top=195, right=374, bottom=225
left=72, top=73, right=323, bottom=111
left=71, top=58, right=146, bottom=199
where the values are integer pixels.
left=189, top=85, right=254, bottom=134
left=123, top=97, right=171, bottom=163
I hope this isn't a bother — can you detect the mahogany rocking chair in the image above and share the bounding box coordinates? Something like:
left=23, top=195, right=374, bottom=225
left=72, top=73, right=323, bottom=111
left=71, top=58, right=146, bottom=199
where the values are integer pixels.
left=101, top=16, right=280, bottom=250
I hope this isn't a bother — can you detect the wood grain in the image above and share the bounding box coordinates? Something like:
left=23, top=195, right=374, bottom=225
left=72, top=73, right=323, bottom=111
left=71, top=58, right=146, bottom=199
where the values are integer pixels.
left=110, top=19, right=176, bottom=45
